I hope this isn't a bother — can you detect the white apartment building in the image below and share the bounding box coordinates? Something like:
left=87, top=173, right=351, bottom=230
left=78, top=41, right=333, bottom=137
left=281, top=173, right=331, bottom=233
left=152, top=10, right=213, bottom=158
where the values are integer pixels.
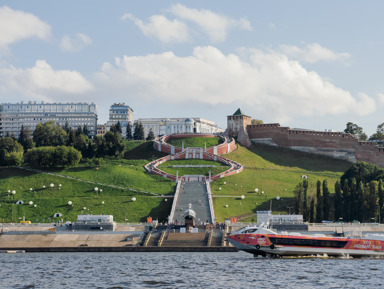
left=136, top=117, right=224, bottom=138
left=0, top=101, right=97, bottom=137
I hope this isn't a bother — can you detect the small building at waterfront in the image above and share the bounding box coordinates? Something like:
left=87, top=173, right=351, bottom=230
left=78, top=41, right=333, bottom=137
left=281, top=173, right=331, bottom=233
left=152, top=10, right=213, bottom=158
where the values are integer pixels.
left=72, top=214, right=116, bottom=231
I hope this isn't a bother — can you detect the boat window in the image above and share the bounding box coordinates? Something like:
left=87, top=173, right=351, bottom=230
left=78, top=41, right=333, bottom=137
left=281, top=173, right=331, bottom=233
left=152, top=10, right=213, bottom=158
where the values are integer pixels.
left=244, top=229, right=257, bottom=234
left=269, top=237, right=348, bottom=248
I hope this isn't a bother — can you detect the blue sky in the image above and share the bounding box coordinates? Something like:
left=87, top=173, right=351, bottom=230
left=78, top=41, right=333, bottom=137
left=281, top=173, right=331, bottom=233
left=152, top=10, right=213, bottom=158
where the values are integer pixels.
left=1, top=1, right=383, bottom=135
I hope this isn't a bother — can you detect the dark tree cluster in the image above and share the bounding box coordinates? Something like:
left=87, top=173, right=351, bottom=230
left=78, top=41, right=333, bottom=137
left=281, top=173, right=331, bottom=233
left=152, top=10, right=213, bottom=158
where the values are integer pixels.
left=295, top=162, right=384, bottom=223
left=294, top=179, right=330, bottom=222
left=0, top=120, right=130, bottom=167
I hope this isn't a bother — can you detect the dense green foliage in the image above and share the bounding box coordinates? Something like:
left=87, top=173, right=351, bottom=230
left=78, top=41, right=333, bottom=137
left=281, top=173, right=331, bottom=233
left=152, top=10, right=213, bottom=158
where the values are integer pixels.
left=24, top=146, right=82, bottom=167
left=133, top=122, right=145, bottom=140
left=341, top=161, right=384, bottom=184
left=0, top=137, right=24, bottom=166
left=294, top=162, right=384, bottom=223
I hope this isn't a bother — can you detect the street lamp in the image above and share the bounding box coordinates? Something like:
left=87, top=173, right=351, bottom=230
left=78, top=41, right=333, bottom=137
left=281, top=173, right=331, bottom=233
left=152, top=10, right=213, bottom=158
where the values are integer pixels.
left=270, top=196, right=280, bottom=212
left=29, top=201, right=33, bottom=205
left=68, top=201, right=72, bottom=205
left=50, top=183, right=54, bottom=188
left=240, top=195, right=245, bottom=200
left=131, top=197, right=136, bottom=202
left=94, top=187, right=99, bottom=193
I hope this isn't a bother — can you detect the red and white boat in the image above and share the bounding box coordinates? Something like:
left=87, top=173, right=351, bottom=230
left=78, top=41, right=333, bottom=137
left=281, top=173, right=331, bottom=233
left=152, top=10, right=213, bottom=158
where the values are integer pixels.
left=227, top=226, right=384, bottom=258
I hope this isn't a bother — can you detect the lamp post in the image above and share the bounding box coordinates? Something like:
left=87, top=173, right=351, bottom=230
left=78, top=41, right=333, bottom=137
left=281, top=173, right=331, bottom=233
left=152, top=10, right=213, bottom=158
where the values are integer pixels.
left=270, top=196, right=280, bottom=212
left=131, top=197, right=136, bottom=202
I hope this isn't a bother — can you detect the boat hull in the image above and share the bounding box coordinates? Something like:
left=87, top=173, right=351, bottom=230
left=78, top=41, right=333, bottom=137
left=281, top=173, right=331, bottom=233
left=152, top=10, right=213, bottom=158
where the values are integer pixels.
left=227, top=232, right=384, bottom=258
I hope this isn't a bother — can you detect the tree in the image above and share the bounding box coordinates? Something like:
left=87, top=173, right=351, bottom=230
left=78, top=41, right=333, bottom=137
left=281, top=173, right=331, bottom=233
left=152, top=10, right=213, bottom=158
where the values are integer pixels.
left=356, top=181, right=364, bottom=222
left=344, top=122, right=367, bottom=140
left=303, top=180, right=308, bottom=221
left=251, top=119, right=264, bottom=125
left=83, top=124, right=90, bottom=138
left=368, top=181, right=377, bottom=222
left=18, top=125, right=33, bottom=152
left=342, top=179, right=350, bottom=221
left=334, top=181, right=342, bottom=220
left=126, top=123, right=133, bottom=140
left=110, top=121, right=122, bottom=134
left=104, top=131, right=125, bottom=157
left=369, top=123, right=384, bottom=144
left=146, top=128, right=155, bottom=141
left=133, top=122, right=145, bottom=140
left=115, top=121, right=122, bottom=134
left=315, top=180, right=323, bottom=223
left=294, top=182, right=304, bottom=215
left=340, top=161, right=384, bottom=185
left=309, top=198, right=315, bottom=223
left=322, top=180, right=330, bottom=221
left=63, top=121, right=71, bottom=134
left=378, top=180, right=384, bottom=223
left=0, top=137, right=24, bottom=166
left=33, top=121, right=67, bottom=147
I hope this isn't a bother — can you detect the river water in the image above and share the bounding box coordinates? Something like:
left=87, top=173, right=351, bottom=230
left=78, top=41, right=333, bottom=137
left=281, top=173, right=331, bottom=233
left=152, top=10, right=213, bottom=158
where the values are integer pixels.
left=1, top=251, right=383, bottom=288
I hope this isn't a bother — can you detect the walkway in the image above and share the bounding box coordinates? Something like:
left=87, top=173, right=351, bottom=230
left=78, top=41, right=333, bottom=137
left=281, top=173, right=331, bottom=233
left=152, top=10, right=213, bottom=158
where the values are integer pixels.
left=145, top=133, right=244, bottom=225
left=172, top=180, right=212, bottom=225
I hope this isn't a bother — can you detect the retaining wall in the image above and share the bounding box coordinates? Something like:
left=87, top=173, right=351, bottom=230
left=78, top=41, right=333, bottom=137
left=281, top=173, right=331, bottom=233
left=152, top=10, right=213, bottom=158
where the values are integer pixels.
left=247, top=124, right=384, bottom=167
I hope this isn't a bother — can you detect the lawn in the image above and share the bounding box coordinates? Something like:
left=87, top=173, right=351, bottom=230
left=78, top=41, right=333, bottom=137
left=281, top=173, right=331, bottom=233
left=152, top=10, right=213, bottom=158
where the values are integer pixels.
left=0, top=140, right=352, bottom=224
left=158, top=159, right=229, bottom=176
left=166, top=136, right=222, bottom=149
left=211, top=143, right=351, bottom=222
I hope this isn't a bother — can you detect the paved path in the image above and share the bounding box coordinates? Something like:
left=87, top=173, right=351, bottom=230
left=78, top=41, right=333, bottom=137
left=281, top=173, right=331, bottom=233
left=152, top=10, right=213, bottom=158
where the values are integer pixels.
left=172, top=180, right=212, bottom=225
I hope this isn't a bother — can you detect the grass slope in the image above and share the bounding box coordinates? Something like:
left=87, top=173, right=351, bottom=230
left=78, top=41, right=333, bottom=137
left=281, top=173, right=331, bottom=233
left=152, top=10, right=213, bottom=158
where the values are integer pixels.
left=166, top=137, right=221, bottom=149
left=158, top=159, right=229, bottom=176
left=0, top=139, right=351, bottom=224
left=211, top=144, right=351, bottom=222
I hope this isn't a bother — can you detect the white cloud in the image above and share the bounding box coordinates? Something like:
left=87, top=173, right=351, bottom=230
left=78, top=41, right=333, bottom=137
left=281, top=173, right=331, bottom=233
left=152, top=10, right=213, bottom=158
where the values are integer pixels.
left=169, top=4, right=252, bottom=42
left=122, top=13, right=190, bottom=43
left=95, top=46, right=375, bottom=123
left=60, top=33, right=92, bottom=52
left=0, top=60, right=93, bottom=100
left=280, top=43, right=351, bottom=63
left=378, top=93, right=384, bottom=104
left=0, top=6, right=51, bottom=50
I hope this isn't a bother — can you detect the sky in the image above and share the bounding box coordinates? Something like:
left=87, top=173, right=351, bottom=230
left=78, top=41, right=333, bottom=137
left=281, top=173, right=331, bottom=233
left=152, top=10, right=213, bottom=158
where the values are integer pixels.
left=0, top=1, right=383, bottom=136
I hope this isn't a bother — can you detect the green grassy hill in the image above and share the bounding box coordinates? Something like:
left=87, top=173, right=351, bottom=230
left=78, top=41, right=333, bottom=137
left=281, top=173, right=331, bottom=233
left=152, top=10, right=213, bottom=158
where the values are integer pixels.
left=0, top=139, right=351, bottom=224
left=212, top=144, right=351, bottom=222
left=166, top=136, right=222, bottom=148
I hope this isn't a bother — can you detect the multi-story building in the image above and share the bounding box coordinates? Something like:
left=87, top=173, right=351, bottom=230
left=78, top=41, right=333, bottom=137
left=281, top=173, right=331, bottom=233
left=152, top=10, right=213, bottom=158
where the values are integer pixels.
left=101, top=103, right=134, bottom=137
left=136, top=117, right=223, bottom=138
left=0, top=101, right=97, bottom=137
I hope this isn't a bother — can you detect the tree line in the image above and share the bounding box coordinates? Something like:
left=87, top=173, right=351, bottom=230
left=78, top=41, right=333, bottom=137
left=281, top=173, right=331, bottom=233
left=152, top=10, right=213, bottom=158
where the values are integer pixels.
left=294, top=162, right=384, bottom=223
left=0, top=120, right=155, bottom=167
left=345, top=122, right=384, bottom=145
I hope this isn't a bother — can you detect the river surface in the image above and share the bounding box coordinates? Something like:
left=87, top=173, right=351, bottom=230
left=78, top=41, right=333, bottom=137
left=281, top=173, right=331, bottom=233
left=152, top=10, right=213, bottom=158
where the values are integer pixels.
left=1, top=251, right=384, bottom=288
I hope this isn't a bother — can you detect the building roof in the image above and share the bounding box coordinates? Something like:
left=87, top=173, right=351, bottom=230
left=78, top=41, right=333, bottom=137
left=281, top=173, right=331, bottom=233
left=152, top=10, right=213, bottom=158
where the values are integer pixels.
left=233, top=108, right=245, bottom=116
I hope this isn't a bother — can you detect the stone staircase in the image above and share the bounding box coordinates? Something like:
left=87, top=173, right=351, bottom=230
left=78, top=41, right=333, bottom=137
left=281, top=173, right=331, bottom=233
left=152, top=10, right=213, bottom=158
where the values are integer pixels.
left=160, top=232, right=208, bottom=247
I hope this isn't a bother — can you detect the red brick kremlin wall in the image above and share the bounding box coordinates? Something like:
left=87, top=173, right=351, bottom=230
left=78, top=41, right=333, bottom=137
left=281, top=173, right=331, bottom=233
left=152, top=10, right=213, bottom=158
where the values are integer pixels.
left=246, top=124, right=384, bottom=167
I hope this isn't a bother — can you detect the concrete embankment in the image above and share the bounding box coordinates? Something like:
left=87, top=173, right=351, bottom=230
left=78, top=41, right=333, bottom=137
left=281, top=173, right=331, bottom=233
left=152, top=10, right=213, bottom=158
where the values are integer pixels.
left=0, top=224, right=237, bottom=252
